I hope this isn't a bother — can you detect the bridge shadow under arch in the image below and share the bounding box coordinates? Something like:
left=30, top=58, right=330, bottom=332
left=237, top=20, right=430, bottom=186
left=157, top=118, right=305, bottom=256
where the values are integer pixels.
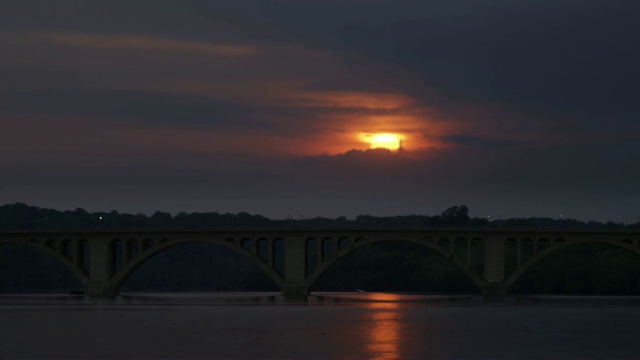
left=0, top=243, right=85, bottom=293
left=505, top=241, right=640, bottom=294
left=115, top=240, right=281, bottom=294
left=307, top=238, right=484, bottom=293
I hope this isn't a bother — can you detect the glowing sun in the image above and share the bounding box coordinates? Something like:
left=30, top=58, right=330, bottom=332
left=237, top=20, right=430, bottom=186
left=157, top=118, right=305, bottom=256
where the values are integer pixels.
left=369, top=133, right=402, bottom=150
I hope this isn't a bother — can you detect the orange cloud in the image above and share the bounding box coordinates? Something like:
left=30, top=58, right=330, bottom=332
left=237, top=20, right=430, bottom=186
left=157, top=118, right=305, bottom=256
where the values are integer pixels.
left=238, top=84, right=439, bottom=153
left=283, top=90, right=415, bottom=110
left=31, top=31, right=258, bottom=57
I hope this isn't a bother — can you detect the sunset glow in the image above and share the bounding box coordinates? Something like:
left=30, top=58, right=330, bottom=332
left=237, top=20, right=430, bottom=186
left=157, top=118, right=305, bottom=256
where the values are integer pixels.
left=369, top=133, right=402, bottom=150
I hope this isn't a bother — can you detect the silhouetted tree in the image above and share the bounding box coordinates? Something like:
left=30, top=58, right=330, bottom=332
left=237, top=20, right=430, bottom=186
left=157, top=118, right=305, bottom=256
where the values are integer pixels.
left=441, top=205, right=470, bottom=226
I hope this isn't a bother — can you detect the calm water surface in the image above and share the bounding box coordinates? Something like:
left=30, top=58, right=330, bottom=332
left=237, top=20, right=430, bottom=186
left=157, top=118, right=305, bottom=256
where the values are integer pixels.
left=1, top=292, right=639, bottom=359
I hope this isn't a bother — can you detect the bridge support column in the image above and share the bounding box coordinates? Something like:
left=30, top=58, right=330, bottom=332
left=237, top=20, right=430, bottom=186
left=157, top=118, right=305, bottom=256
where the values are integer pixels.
left=86, top=283, right=118, bottom=298
left=86, top=238, right=117, bottom=299
left=282, top=285, right=310, bottom=301
left=282, top=237, right=309, bottom=301
left=482, top=237, right=506, bottom=301
left=481, top=281, right=507, bottom=301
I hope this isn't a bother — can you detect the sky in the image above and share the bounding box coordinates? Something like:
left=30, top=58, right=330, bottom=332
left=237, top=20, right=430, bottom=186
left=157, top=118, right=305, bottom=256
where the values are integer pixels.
left=1, top=0, right=639, bottom=222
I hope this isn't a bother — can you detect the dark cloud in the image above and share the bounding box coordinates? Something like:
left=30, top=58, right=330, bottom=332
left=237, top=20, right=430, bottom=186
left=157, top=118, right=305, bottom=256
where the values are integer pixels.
left=0, top=0, right=240, bottom=42
left=1, top=88, right=258, bottom=128
left=1, top=68, right=87, bottom=91
left=0, top=0, right=638, bottom=221
left=0, top=87, right=419, bottom=135
left=290, top=149, right=417, bottom=179
left=442, top=135, right=525, bottom=148
left=337, top=1, right=640, bottom=124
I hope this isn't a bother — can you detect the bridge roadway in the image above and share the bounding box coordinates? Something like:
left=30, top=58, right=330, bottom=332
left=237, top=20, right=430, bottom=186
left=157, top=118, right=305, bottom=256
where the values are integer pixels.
left=1, top=228, right=639, bottom=300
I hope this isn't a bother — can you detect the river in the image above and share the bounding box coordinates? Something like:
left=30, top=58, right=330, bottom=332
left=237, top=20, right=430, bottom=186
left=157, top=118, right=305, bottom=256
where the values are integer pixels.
left=1, top=292, right=639, bottom=359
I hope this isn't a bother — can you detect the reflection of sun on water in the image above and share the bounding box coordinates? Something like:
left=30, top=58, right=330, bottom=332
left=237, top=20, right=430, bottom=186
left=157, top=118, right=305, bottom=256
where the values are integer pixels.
left=366, top=301, right=401, bottom=359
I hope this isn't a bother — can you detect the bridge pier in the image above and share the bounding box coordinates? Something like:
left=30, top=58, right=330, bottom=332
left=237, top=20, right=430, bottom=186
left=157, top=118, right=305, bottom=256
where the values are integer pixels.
left=282, top=237, right=309, bottom=300
left=86, top=282, right=118, bottom=299
left=86, top=238, right=118, bottom=299
left=282, top=285, right=309, bottom=301
left=482, top=237, right=506, bottom=301
left=481, top=281, right=507, bottom=301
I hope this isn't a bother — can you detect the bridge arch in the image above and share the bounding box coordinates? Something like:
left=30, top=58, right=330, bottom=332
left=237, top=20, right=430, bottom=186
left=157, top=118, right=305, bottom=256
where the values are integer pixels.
left=304, top=236, right=485, bottom=291
left=503, top=238, right=640, bottom=290
left=0, top=238, right=89, bottom=289
left=110, top=237, right=285, bottom=293
left=4, top=229, right=639, bottom=300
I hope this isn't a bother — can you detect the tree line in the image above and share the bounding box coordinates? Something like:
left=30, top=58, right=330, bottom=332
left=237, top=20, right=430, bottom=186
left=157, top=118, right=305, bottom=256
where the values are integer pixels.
left=1, top=203, right=637, bottom=231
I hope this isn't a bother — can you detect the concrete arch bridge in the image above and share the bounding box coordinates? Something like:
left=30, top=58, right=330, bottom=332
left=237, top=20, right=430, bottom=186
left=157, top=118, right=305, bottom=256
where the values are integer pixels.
left=1, top=229, right=639, bottom=300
